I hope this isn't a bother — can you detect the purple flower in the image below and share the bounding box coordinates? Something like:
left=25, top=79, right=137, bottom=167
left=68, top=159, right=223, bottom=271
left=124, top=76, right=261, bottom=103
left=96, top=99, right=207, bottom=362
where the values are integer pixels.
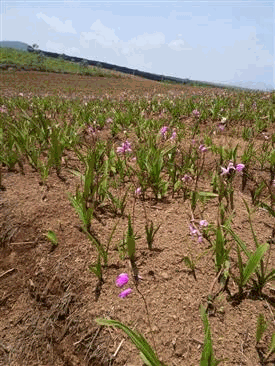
left=199, top=144, right=208, bottom=153
left=119, top=288, right=132, bottom=298
left=87, top=126, right=97, bottom=135
left=116, top=273, right=129, bottom=288
left=198, top=235, right=203, bottom=243
left=235, top=163, right=245, bottom=172
left=135, top=187, right=142, bottom=196
left=221, top=166, right=229, bottom=176
left=117, top=140, right=132, bottom=154
left=220, top=162, right=235, bottom=176
left=199, top=220, right=208, bottom=227
left=182, top=174, right=192, bottom=183
left=218, top=124, right=225, bottom=131
left=192, top=109, right=200, bottom=117
left=189, top=224, right=198, bottom=236
left=160, top=126, right=168, bottom=137
left=170, top=130, right=177, bottom=140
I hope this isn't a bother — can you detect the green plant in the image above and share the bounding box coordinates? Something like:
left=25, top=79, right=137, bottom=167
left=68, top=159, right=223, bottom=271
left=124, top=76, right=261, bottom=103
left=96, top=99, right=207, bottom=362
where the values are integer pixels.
left=95, top=318, right=165, bottom=366
left=45, top=230, right=58, bottom=250
left=89, top=254, right=103, bottom=282
left=214, top=224, right=230, bottom=273
left=145, top=220, right=161, bottom=250
left=225, top=224, right=270, bottom=295
left=47, top=125, right=66, bottom=176
left=127, top=214, right=136, bottom=263
left=107, top=185, right=130, bottom=216
left=68, top=187, right=93, bottom=233
left=256, top=313, right=275, bottom=362
left=181, top=249, right=209, bottom=280
left=200, top=305, right=222, bottom=365
left=136, top=141, right=171, bottom=200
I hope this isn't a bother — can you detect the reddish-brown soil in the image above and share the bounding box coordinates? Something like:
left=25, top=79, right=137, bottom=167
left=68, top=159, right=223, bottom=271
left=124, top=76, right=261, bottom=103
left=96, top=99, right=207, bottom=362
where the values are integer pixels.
left=0, top=69, right=275, bottom=366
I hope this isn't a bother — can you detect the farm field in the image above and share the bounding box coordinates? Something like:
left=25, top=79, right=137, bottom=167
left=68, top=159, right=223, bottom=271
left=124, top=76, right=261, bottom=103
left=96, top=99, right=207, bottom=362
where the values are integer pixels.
left=1, top=51, right=275, bottom=366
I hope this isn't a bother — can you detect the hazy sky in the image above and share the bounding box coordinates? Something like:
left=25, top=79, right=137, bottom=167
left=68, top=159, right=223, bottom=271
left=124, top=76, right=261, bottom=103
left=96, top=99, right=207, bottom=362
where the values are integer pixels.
left=1, top=0, right=274, bottom=91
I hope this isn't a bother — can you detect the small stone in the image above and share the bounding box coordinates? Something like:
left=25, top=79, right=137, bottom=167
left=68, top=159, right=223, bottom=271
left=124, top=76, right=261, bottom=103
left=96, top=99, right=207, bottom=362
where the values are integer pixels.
left=161, top=271, right=170, bottom=280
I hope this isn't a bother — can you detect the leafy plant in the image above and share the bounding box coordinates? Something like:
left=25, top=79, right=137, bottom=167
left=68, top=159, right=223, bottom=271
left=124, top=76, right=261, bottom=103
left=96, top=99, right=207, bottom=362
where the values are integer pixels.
left=200, top=305, right=222, bottom=365
left=95, top=318, right=165, bottom=366
left=47, top=125, right=66, bottom=176
left=145, top=220, right=161, bottom=250
left=225, top=224, right=270, bottom=295
left=89, top=254, right=103, bottom=282
left=214, top=225, right=230, bottom=273
left=256, top=313, right=275, bottom=362
left=45, top=230, right=58, bottom=249
left=127, top=214, right=136, bottom=263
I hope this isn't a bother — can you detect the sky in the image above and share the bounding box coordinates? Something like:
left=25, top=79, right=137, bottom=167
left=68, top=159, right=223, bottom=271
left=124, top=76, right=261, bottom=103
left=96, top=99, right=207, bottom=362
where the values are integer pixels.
left=1, top=0, right=274, bottom=91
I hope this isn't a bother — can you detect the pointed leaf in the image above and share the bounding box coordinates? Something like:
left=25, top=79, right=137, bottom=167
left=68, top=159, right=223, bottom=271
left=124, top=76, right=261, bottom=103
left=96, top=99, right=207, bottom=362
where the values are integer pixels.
left=256, top=314, right=267, bottom=343
left=270, top=332, right=275, bottom=352
left=95, top=318, right=163, bottom=366
left=243, top=243, right=269, bottom=286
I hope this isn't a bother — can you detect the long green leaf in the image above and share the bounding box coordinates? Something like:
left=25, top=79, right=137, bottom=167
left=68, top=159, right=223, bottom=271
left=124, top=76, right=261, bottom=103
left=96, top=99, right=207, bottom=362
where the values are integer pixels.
left=127, top=215, right=136, bottom=261
left=270, top=332, right=275, bottom=352
left=95, top=318, right=164, bottom=366
left=215, top=225, right=226, bottom=271
left=224, top=226, right=251, bottom=258
left=200, top=306, right=221, bottom=366
left=263, top=269, right=275, bottom=283
left=242, top=243, right=269, bottom=287
left=256, top=314, right=267, bottom=343
left=259, top=202, right=275, bottom=218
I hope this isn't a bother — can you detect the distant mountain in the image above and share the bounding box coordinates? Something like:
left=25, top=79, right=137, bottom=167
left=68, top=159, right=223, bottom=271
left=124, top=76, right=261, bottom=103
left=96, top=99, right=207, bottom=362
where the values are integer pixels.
left=0, top=41, right=33, bottom=52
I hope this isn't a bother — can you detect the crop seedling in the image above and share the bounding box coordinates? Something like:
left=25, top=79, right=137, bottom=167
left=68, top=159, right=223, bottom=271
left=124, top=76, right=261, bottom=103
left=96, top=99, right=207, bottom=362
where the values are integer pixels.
left=45, top=230, right=58, bottom=251
left=256, top=313, right=275, bottom=362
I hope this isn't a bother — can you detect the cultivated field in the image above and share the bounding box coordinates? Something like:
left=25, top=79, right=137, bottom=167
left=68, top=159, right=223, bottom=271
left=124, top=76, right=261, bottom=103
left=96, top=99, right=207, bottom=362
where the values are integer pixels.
left=1, top=48, right=275, bottom=366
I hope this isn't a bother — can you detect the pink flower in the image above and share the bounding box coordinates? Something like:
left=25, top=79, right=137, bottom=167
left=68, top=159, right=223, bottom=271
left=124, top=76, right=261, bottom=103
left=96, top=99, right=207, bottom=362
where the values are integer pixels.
left=218, top=124, right=225, bottom=131
left=189, top=224, right=198, bottom=236
left=87, top=126, right=97, bottom=135
left=135, top=187, right=142, bottom=196
left=220, top=162, right=235, bottom=176
left=170, top=130, right=177, bottom=140
left=192, top=109, right=200, bottom=117
left=116, top=273, right=129, bottom=288
left=160, top=126, right=168, bottom=137
left=199, top=144, right=208, bottom=153
left=119, top=288, right=132, bottom=298
left=198, top=236, right=203, bottom=243
left=235, top=163, right=245, bottom=172
left=199, top=220, right=208, bottom=227
left=182, top=174, right=192, bottom=183
left=117, top=140, right=132, bottom=154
